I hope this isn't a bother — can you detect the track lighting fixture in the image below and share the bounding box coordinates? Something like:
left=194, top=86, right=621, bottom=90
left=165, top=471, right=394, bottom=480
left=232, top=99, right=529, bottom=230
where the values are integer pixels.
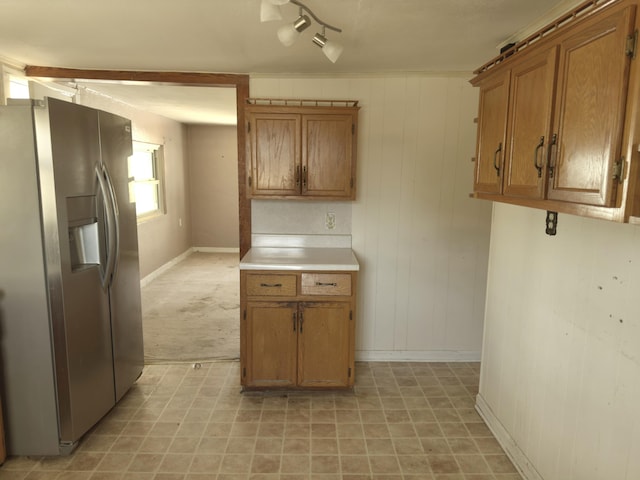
left=260, top=0, right=344, bottom=63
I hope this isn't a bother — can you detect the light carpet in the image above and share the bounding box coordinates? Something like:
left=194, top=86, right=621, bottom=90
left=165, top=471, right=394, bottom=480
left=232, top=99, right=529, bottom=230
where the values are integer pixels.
left=141, top=251, right=240, bottom=364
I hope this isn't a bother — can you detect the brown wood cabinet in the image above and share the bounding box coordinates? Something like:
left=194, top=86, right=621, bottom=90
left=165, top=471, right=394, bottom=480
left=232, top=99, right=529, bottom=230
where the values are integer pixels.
left=240, top=270, right=356, bottom=389
left=245, top=101, right=359, bottom=200
left=471, top=0, right=640, bottom=222
left=474, top=68, right=510, bottom=195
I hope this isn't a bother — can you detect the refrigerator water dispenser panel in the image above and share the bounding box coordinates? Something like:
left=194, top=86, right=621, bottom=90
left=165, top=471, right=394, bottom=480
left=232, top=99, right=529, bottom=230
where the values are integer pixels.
left=66, top=195, right=100, bottom=271
left=69, top=222, right=99, bottom=270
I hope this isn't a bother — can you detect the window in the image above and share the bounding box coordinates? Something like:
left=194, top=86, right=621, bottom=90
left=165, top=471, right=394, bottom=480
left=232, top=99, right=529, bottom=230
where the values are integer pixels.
left=1, top=64, right=29, bottom=103
left=8, top=75, right=29, bottom=99
left=128, top=141, right=165, bottom=220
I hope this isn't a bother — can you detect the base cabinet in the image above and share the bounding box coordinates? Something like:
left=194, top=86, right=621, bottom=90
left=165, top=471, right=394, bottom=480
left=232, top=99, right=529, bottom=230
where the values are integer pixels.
left=241, top=271, right=356, bottom=389
left=297, top=302, right=352, bottom=388
left=245, top=302, right=297, bottom=388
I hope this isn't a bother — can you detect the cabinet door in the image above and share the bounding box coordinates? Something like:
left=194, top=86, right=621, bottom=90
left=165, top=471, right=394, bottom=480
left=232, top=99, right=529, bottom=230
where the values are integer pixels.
left=245, top=302, right=297, bottom=387
left=503, top=47, right=558, bottom=199
left=548, top=5, right=635, bottom=205
left=297, top=302, right=351, bottom=388
left=248, top=113, right=300, bottom=196
left=302, top=114, right=354, bottom=198
left=474, top=69, right=511, bottom=194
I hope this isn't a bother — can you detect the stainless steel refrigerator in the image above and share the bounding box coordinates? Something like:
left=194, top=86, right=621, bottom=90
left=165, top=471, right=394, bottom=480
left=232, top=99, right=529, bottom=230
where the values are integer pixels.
left=0, top=97, right=144, bottom=455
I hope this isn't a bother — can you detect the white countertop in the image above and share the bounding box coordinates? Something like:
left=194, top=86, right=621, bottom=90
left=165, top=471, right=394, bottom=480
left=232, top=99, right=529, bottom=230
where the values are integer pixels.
left=240, top=247, right=360, bottom=271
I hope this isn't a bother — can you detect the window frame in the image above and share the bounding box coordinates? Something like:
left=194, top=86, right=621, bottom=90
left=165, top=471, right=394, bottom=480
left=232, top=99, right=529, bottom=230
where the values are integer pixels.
left=128, top=140, right=166, bottom=222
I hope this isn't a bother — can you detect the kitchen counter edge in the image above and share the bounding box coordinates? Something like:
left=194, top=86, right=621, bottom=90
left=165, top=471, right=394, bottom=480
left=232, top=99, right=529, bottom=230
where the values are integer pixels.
left=239, top=247, right=360, bottom=271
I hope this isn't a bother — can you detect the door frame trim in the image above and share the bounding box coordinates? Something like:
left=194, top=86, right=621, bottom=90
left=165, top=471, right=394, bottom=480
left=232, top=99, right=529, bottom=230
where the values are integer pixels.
left=25, top=66, right=251, bottom=257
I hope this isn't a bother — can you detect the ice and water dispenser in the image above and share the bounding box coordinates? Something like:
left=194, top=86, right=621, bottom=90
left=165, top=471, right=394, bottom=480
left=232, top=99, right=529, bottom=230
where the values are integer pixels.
left=67, top=195, right=103, bottom=271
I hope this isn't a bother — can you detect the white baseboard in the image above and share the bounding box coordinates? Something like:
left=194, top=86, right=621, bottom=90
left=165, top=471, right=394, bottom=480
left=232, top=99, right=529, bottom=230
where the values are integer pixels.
left=193, top=247, right=240, bottom=254
left=355, top=350, right=481, bottom=362
left=140, top=248, right=194, bottom=287
left=475, top=393, right=543, bottom=480
left=140, top=247, right=241, bottom=287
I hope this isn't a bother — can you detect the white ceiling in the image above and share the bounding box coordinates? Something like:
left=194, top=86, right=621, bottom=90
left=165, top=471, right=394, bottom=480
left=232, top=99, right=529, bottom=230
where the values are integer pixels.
left=0, top=0, right=579, bottom=124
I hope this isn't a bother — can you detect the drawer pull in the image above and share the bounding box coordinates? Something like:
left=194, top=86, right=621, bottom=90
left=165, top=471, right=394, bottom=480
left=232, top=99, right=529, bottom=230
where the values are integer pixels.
left=315, top=282, right=338, bottom=287
left=260, top=283, right=283, bottom=287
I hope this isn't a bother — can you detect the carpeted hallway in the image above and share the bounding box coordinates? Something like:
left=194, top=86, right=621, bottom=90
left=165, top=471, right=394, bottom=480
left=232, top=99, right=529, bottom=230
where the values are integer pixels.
left=141, top=252, right=240, bottom=364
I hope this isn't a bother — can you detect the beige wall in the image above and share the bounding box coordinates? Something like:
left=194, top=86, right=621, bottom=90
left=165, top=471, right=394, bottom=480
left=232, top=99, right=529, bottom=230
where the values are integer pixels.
left=187, top=124, right=239, bottom=249
left=478, top=203, right=640, bottom=480
left=75, top=88, right=192, bottom=278
left=250, top=75, right=492, bottom=360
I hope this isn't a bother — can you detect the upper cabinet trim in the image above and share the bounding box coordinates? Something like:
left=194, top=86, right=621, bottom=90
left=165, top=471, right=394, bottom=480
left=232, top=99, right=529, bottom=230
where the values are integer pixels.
left=474, top=0, right=618, bottom=76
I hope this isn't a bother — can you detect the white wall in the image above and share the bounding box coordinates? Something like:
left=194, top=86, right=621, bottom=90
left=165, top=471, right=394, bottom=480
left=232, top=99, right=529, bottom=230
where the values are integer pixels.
left=250, top=75, right=492, bottom=361
left=478, top=202, right=640, bottom=480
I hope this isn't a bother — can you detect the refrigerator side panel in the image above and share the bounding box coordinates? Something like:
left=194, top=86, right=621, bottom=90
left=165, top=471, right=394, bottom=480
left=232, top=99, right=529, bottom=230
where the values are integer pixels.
left=98, top=111, right=144, bottom=400
left=0, top=103, right=60, bottom=455
left=41, top=98, right=116, bottom=445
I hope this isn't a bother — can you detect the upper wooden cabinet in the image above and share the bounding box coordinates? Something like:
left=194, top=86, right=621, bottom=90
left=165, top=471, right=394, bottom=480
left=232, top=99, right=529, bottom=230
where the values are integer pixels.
left=549, top=6, right=634, bottom=205
left=503, top=46, right=558, bottom=200
left=474, top=68, right=510, bottom=195
left=245, top=100, right=360, bottom=200
left=471, top=0, right=640, bottom=222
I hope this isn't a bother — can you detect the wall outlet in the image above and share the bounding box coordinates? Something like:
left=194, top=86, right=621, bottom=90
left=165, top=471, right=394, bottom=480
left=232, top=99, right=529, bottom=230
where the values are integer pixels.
left=325, top=212, right=336, bottom=230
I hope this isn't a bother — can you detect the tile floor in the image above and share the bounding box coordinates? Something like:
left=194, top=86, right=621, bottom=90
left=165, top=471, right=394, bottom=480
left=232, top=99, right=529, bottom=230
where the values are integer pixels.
left=0, top=361, right=522, bottom=480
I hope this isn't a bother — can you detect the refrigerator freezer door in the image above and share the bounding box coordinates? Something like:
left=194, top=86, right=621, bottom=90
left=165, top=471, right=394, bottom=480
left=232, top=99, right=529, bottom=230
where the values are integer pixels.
left=0, top=102, right=61, bottom=455
left=37, top=98, right=116, bottom=444
left=98, top=110, right=145, bottom=401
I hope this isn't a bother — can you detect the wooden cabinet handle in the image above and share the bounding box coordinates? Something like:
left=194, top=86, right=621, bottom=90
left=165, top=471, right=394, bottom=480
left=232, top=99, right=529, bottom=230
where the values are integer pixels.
left=494, top=143, right=502, bottom=176
left=534, top=136, right=545, bottom=178
left=293, top=312, right=297, bottom=332
left=295, top=165, right=301, bottom=187
left=548, top=133, right=558, bottom=179
left=315, top=282, right=338, bottom=287
left=299, top=312, right=304, bottom=333
left=260, top=283, right=283, bottom=287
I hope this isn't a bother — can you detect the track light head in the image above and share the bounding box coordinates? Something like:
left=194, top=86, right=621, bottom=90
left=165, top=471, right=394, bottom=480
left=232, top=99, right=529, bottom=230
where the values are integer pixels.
left=260, top=0, right=290, bottom=22
left=312, top=31, right=344, bottom=63
left=277, top=14, right=311, bottom=46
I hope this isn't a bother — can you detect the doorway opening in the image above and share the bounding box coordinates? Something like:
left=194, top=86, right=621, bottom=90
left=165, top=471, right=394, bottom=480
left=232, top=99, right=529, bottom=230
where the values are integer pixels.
left=26, top=67, right=251, bottom=365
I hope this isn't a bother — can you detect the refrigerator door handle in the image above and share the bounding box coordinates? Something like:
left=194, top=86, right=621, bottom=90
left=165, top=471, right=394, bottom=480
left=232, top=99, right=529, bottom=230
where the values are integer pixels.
left=95, top=164, right=117, bottom=289
left=102, top=162, right=120, bottom=287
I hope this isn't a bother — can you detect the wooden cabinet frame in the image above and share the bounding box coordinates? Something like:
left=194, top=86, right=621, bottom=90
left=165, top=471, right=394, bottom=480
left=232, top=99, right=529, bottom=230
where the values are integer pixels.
left=471, top=0, right=640, bottom=223
left=245, top=101, right=359, bottom=200
left=240, top=270, right=357, bottom=390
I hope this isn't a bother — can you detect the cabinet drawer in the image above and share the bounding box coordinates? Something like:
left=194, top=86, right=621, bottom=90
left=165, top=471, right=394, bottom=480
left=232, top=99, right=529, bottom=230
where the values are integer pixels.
left=246, top=274, right=297, bottom=296
left=301, top=273, right=351, bottom=296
